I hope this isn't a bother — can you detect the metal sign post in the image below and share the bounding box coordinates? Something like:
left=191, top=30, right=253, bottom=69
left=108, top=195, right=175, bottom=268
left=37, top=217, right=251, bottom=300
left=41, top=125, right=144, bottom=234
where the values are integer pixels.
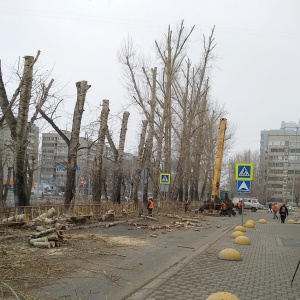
left=236, top=163, right=254, bottom=227
left=242, top=195, right=244, bottom=226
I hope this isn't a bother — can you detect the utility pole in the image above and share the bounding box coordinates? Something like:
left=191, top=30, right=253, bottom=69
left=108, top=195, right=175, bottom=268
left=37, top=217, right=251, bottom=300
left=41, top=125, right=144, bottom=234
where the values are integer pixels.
left=292, top=126, right=299, bottom=204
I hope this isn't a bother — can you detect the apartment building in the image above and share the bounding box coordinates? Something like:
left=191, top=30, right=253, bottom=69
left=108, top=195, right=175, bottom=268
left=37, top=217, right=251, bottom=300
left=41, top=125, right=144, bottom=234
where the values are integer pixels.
left=40, top=131, right=97, bottom=193
left=260, top=121, right=300, bottom=204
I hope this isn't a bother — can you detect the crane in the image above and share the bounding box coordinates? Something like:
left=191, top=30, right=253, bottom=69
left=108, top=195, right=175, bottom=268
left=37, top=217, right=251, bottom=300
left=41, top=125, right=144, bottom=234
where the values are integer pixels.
left=210, top=118, right=227, bottom=209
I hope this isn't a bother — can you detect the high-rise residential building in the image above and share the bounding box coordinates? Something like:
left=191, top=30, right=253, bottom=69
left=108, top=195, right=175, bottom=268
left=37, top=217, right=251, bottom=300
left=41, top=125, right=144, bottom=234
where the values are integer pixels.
left=260, top=121, right=300, bottom=204
left=40, top=131, right=97, bottom=193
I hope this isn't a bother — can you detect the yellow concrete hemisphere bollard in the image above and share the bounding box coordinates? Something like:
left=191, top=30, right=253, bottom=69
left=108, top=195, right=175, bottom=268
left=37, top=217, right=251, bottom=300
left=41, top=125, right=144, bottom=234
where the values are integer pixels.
left=206, top=291, right=240, bottom=300
left=234, top=235, right=251, bottom=245
left=246, top=219, right=255, bottom=225
left=287, top=219, right=295, bottom=224
left=244, top=221, right=255, bottom=228
left=218, top=248, right=242, bottom=261
left=258, top=219, right=267, bottom=224
left=231, top=231, right=245, bottom=238
left=234, top=225, right=246, bottom=232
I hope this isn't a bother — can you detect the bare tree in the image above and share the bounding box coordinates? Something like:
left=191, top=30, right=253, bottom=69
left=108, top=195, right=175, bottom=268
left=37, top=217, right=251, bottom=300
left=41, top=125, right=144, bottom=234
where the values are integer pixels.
left=106, top=111, right=130, bottom=203
left=132, top=119, right=148, bottom=203
left=39, top=81, right=90, bottom=207
left=93, top=99, right=110, bottom=201
left=0, top=53, right=54, bottom=206
left=119, top=22, right=235, bottom=202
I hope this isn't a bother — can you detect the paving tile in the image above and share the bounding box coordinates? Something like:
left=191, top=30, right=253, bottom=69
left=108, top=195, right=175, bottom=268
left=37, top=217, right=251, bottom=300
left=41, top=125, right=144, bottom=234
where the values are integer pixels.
left=130, top=213, right=300, bottom=300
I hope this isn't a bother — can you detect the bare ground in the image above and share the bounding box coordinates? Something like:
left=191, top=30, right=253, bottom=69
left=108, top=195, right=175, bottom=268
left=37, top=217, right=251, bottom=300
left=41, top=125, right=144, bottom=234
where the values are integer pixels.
left=0, top=211, right=218, bottom=300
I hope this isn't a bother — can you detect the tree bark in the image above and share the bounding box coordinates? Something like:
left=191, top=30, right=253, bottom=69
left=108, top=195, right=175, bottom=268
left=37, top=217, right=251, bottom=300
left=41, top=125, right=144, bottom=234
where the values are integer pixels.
left=112, top=112, right=130, bottom=203
left=0, top=53, right=54, bottom=206
left=93, top=99, right=110, bottom=201
left=64, top=81, right=90, bottom=207
left=132, top=120, right=148, bottom=203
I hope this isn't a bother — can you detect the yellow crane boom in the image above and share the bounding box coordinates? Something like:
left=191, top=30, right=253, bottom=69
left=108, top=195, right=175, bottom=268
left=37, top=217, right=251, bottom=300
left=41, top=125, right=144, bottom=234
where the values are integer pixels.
left=211, top=118, right=227, bottom=208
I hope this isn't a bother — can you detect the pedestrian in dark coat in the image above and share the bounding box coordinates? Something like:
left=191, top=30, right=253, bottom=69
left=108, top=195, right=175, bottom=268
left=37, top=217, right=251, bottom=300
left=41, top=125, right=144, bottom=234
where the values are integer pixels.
left=279, top=203, right=289, bottom=223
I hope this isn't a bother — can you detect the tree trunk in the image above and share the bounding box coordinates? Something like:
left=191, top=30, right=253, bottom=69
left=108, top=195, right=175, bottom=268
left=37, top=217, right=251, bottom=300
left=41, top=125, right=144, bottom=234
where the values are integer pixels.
left=132, top=120, right=148, bottom=203
left=112, top=111, right=130, bottom=203
left=14, top=56, right=34, bottom=206
left=163, top=27, right=172, bottom=175
left=142, top=67, right=157, bottom=202
left=0, top=151, right=3, bottom=206
left=0, top=53, right=54, bottom=206
left=93, top=99, right=110, bottom=201
left=65, top=81, right=90, bottom=207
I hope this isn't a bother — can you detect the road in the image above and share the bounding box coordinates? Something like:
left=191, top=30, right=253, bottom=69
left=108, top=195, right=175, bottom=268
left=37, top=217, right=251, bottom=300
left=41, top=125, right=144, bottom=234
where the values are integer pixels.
left=34, top=212, right=239, bottom=300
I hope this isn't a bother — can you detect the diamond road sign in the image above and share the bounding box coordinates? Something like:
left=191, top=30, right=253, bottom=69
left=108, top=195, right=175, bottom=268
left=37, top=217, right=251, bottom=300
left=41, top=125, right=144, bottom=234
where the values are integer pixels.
left=235, top=163, right=254, bottom=181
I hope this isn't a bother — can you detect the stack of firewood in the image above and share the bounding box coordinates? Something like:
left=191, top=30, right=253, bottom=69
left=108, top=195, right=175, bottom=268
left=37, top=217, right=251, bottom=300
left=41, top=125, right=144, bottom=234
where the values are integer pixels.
left=29, top=228, right=64, bottom=248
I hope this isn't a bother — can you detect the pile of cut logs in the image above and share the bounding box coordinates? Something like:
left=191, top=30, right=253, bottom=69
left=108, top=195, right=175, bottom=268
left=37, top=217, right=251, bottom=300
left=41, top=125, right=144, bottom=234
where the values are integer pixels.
left=29, top=227, right=64, bottom=248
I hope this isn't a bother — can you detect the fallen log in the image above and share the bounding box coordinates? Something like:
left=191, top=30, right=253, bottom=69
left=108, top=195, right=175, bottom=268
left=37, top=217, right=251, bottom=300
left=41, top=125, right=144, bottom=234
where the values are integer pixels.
left=105, top=222, right=117, bottom=228
left=47, top=234, right=59, bottom=241
left=29, top=237, right=48, bottom=244
left=144, top=216, right=158, bottom=221
left=2, top=214, right=24, bottom=223
left=30, top=228, right=57, bottom=239
left=31, top=241, right=52, bottom=248
left=68, top=215, right=92, bottom=224
left=181, top=218, right=202, bottom=223
left=177, top=245, right=195, bottom=250
left=34, top=207, right=55, bottom=222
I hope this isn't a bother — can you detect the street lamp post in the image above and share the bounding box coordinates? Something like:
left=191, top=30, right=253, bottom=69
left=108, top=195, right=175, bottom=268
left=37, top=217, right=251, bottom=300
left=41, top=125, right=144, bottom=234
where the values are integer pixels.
left=292, top=126, right=299, bottom=204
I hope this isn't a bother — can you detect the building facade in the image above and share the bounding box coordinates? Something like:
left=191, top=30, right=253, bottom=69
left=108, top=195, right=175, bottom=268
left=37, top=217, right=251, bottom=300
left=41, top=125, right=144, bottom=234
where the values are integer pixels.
left=260, top=121, right=300, bottom=204
left=40, top=131, right=97, bottom=194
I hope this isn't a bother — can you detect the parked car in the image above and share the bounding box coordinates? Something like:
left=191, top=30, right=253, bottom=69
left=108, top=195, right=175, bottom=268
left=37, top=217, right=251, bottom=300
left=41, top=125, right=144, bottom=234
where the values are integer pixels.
left=232, top=198, right=264, bottom=212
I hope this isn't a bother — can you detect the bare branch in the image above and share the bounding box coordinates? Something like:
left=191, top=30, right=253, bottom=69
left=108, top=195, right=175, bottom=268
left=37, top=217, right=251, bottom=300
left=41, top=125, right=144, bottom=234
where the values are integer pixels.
left=39, top=108, right=70, bottom=146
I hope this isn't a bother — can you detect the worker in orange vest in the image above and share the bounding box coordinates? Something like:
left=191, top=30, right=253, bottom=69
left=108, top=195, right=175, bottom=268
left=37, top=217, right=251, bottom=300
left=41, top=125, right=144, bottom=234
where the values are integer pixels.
left=237, top=200, right=243, bottom=215
left=147, top=197, right=154, bottom=216
left=273, top=203, right=279, bottom=219
left=220, top=201, right=227, bottom=216
left=184, top=197, right=190, bottom=213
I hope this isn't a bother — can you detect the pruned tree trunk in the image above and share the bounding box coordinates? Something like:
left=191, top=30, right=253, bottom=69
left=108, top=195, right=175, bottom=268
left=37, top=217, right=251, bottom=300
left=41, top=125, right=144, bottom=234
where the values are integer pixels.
left=14, top=56, right=34, bottom=206
left=142, top=67, right=157, bottom=202
left=64, top=81, right=90, bottom=207
left=0, top=52, right=54, bottom=206
left=112, top=111, right=130, bottom=203
left=39, top=80, right=90, bottom=208
left=26, top=155, right=35, bottom=200
left=0, top=151, right=3, bottom=206
left=132, top=120, right=148, bottom=203
left=93, top=99, right=110, bottom=201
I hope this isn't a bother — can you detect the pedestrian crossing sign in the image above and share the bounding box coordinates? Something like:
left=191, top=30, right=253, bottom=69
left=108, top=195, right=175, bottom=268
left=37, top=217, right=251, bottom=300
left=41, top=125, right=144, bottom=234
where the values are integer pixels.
left=160, top=173, right=171, bottom=185
left=235, top=163, right=253, bottom=180
left=236, top=180, right=251, bottom=193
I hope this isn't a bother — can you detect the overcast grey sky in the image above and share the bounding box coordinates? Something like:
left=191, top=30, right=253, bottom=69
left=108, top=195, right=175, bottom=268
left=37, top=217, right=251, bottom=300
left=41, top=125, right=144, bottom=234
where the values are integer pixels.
left=1, top=0, right=300, bottom=155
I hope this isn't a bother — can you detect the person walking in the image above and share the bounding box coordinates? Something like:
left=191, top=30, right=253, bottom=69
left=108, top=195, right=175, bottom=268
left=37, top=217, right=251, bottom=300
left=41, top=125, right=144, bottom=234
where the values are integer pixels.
left=237, top=200, right=243, bottom=215
left=273, top=203, right=279, bottom=219
left=147, top=197, right=154, bottom=216
left=268, top=203, right=273, bottom=213
left=224, top=193, right=235, bottom=217
left=279, top=203, right=289, bottom=224
left=184, top=197, right=190, bottom=213
left=226, top=198, right=234, bottom=217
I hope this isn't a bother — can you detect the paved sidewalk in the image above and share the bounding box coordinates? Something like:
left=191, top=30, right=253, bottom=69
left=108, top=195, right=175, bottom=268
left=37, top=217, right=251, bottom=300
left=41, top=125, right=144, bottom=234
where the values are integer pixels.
left=127, top=212, right=300, bottom=300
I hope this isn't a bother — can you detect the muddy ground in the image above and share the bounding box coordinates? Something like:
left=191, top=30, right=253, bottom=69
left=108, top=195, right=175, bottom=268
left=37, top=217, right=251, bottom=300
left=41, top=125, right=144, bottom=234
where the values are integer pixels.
left=0, top=212, right=234, bottom=300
